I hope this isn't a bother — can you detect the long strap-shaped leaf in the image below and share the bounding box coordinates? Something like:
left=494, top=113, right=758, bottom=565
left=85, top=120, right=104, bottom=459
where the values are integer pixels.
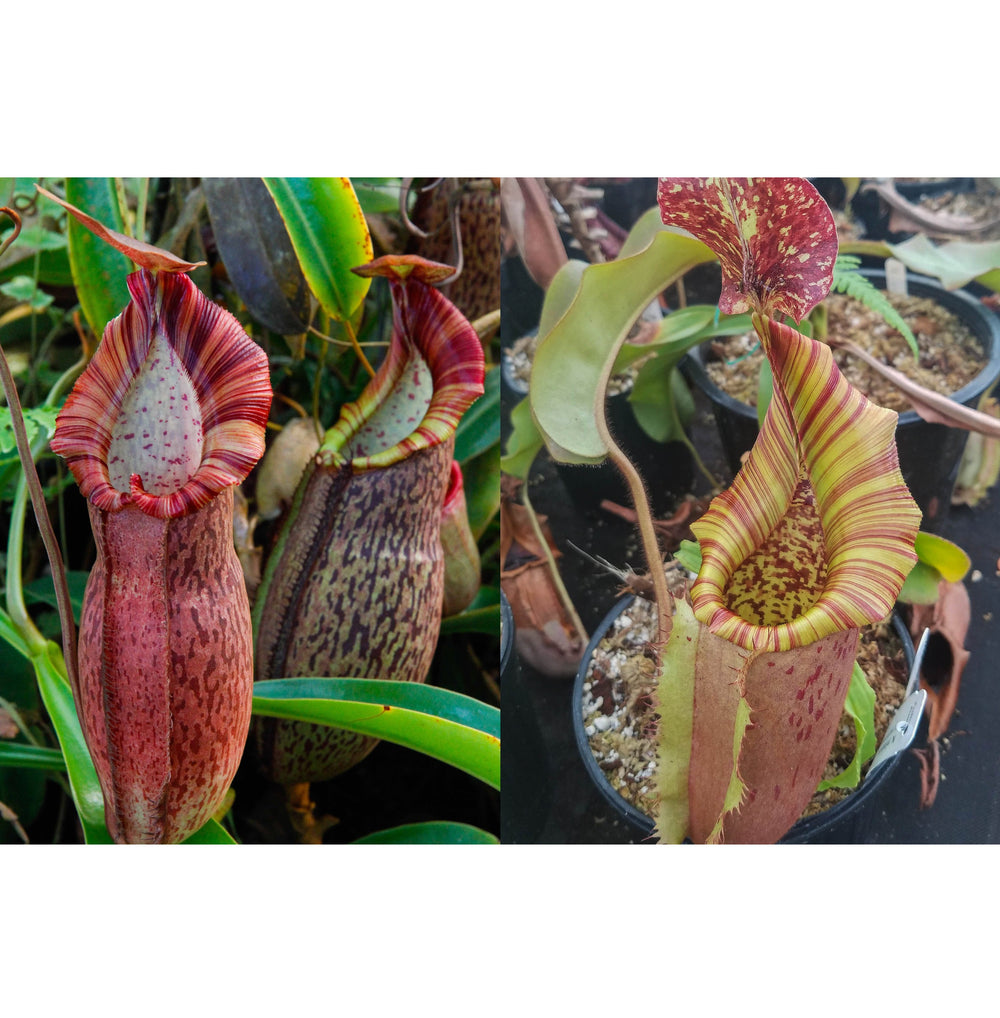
left=0, top=743, right=67, bottom=771
left=353, top=821, right=499, bottom=845
left=202, top=177, right=313, bottom=335
left=57, top=179, right=132, bottom=338
left=252, top=678, right=501, bottom=790
left=833, top=337, right=1000, bottom=437
left=262, top=178, right=373, bottom=322
left=20, top=638, right=110, bottom=842
left=886, top=233, right=1000, bottom=291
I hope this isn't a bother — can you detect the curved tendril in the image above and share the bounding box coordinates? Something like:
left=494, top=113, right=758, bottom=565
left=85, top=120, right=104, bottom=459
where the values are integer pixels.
left=0, top=206, right=22, bottom=259
left=399, top=177, right=429, bottom=239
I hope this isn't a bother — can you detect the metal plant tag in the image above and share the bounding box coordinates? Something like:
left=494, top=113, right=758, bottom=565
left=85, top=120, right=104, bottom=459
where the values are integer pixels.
left=866, top=628, right=930, bottom=780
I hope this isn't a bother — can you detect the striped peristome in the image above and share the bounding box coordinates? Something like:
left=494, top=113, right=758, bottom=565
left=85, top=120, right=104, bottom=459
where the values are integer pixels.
left=690, top=314, right=920, bottom=653
left=327, top=255, right=486, bottom=469
left=51, top=269, right=272, bottom=520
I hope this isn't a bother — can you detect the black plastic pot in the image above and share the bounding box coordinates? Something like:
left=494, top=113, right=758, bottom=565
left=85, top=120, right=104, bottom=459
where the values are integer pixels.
left=502, top=336, right=695, bottom=518
left=681, top=268, right=1000, bottom=531
left=850, top=178, right=976, bottom=242
left=895, top=178, right=976, bottom=202
left=572, top=595, right=917, bottom=845
left=553, top=389, right=694, bottom=518
left=500, top=335, right=530, bottom=403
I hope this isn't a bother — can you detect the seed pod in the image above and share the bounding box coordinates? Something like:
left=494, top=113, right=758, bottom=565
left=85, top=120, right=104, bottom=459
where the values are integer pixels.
left=252, top=255, right=485, bottom=785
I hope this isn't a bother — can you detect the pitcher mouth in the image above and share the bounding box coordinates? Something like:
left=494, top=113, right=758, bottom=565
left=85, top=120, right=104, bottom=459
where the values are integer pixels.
left=319, top=255, right=485, bottom=470
left=51, top=269, right=272, bottom=520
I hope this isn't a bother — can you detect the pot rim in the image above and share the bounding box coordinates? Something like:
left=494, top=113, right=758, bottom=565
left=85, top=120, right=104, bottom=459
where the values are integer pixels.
left=682, top=268, right=1000, bottom=427
left=572, top=593, right=917, bottom=844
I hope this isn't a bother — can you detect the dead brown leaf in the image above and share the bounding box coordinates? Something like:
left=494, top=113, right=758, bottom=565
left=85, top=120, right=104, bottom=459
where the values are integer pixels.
left=501, top=479, right=586, bottom=678
left=0, top=709, right=18, bottom=740
left=499, top=178, right=567, bottom=292
left=908, top=579, right=972, bottom=809
left=864, top=179, right=1000, bottom=238
left=832, top=338, right=1000, bottom=437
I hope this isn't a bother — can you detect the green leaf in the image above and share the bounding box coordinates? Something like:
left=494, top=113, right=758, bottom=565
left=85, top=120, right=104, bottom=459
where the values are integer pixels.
left=31, top=641, right=112, bottom=843
left=0, top=276, right=54, bottom=310
left=0, top=214, right=73, bottom=288
left=500, top=395, right=543, bottom=480
left=57, top=179, right=132, bottom=338
left=180, top=818, right=238, bottom=844
left=611, top=306, right=716, bottom=376
left=353, top=821, right=499, bottom=844
left=0, top=742, right=67, bottom=771
left=263, top=178, right=373, bottom=322
left=624, top=307, right=747, bottom=443
left=252, top=677, right=500, bottom=790
left=615, top=307, right=754, bottom=443
left=888, top=233, right=1000, bottom=291
left=23, top=569, right=90, bottom=624
left=914, top=531, right=971, bottom=583
left=0, top=609, right=30, bottom=659
left=628, top=361, right=687, bottom=443
left=899, top=532, right=971, bottom=604
left=454, top=364, right=500, bottom=464
left=2, top=225, right=67, bottom=252
left=898, top=560, right=945, bottom=605
left=537, top=260, right=588, bottom=338
left=352, top=178, right=404, bottom=217
left=618, top=207, right=678, bottom=258
left=614, top=307, right=755, bottom=376
left=0, top=618, right=38, bottom=708
left=978, top=268, right=1000, bottom=292
left=460, top=442, right=501, bottom=540
left=816, top=661, right=877, bottom=791
left=0, top=406, right=59, bottom=456
left=675, top=539, right=702, bottom=574
left=531, top=226, right=716, bottom=464
left=440, top=585, right=501, bottom=635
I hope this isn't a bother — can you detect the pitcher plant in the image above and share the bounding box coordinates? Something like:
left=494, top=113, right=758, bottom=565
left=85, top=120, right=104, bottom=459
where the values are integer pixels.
left=530, top=177, right=921, bottom=843
left=42, top=187, right=273, bottom=844
left=252, top=254, right=486, bottom=786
